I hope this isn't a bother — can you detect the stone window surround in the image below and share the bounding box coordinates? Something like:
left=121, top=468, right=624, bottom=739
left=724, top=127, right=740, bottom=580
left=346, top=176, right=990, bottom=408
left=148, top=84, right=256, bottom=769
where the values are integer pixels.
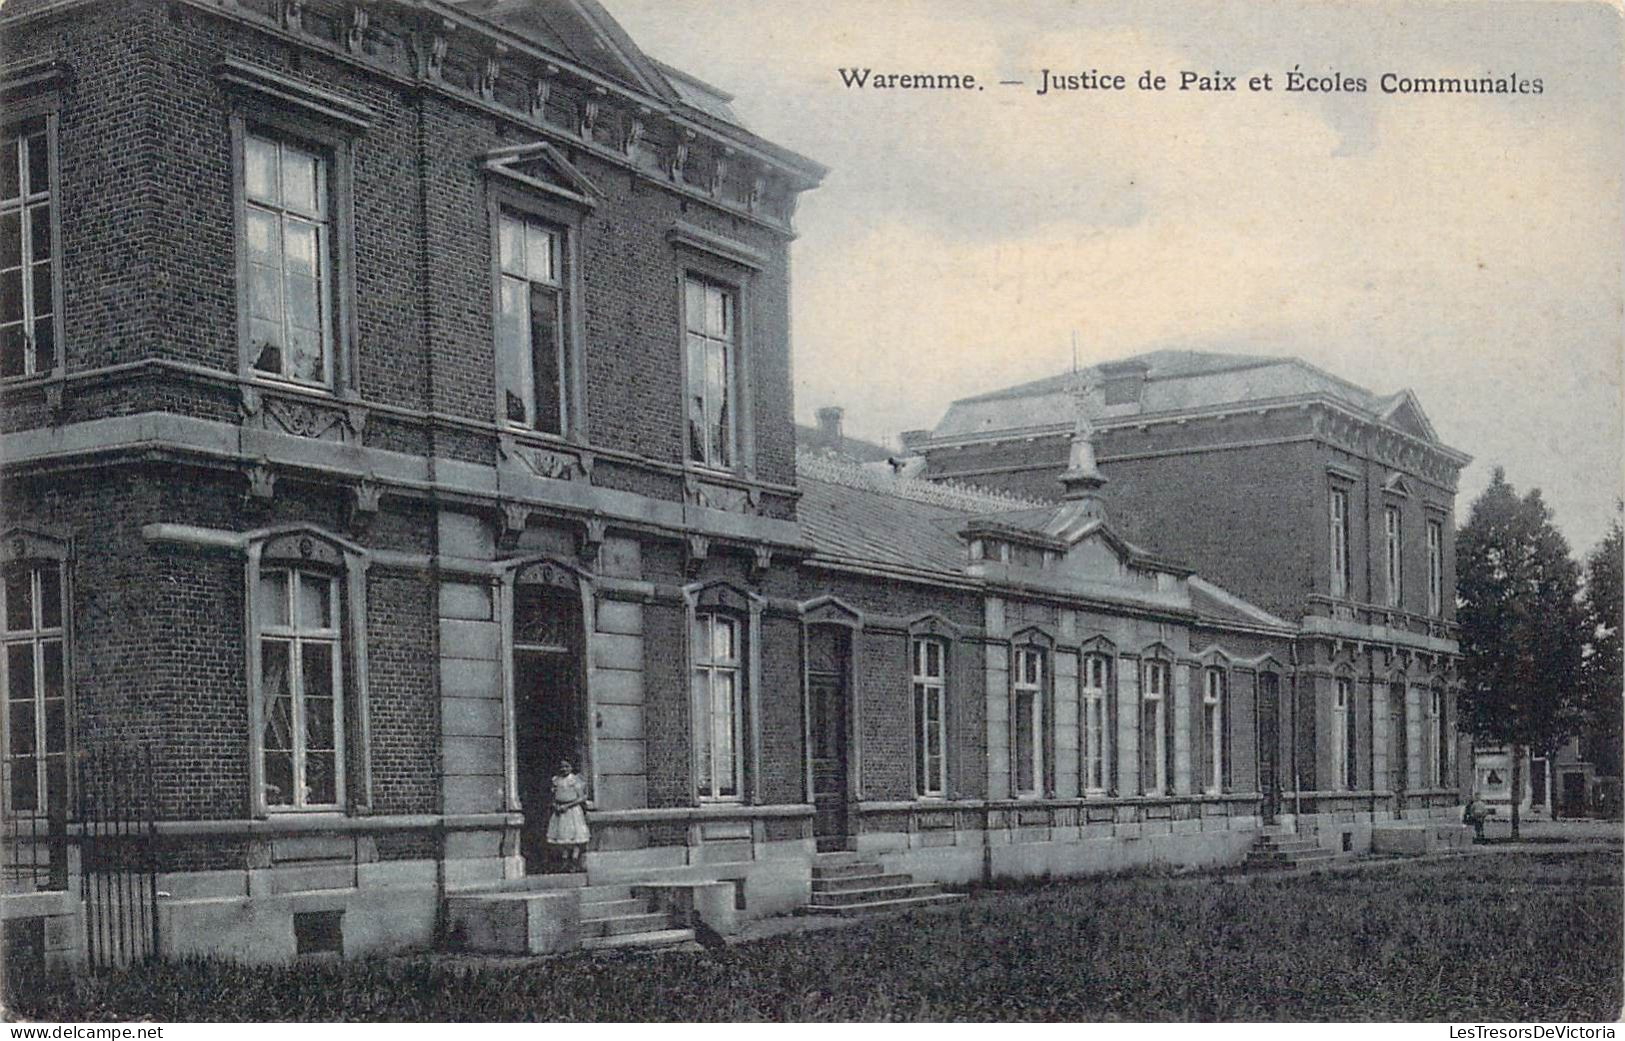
left=0, top=83, right=64, bottom=385
left=244, top=526, right=372, bottom=819
left=685, top=580, right=764, bottom=805
left=673, top=227, right=761, bottom=480
left=910, top=634, right=948, bottom=799
left=1009, top=628, right=1053, bottom=800
left=0, top=526, right=71, bottom=817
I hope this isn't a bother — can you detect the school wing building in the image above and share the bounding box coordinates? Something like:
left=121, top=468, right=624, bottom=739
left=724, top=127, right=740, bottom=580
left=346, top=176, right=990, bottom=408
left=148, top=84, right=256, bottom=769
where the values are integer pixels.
left=0, top=0, right=1472, bottom=965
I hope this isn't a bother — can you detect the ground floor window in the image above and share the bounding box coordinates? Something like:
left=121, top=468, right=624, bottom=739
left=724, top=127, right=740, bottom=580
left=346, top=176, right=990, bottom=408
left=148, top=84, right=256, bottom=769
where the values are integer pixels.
left=692, top=612, right=742, bottom=800
left=1142, top=660, right=1169, bottom=794
left=257, top=567, right=344, bottom=809
left=1202, top=669, right=1225, bottom=794
left=912, top=636, right=946, bottom=798
left=1081, top=653, right=1110, bottom=794
left=1013, top=646, right=1044, bottom=797
left=1, top=562, right=66, bottom=815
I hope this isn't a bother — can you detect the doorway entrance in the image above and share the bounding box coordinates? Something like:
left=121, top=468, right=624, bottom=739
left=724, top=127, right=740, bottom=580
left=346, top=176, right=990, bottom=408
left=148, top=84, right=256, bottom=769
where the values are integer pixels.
left=1257, top=672, right=1280, bottom=824
left=807, top=625, right=851, bottom=852
left=510, top=574, right=584, bottom=874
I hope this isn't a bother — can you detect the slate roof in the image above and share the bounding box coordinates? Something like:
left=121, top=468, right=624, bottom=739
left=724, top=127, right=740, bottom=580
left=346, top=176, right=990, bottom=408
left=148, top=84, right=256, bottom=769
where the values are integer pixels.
left=795, top=455, right=1296, bottom=633
left=795, top=423, right=894, bottom=464
left=932, top=349, right=1431, bottom=442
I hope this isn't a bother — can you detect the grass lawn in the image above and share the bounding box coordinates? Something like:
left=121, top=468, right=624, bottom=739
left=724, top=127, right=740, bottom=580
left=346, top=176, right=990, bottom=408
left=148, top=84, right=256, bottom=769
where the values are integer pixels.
left=6, top=850, right=1620, bottom=1022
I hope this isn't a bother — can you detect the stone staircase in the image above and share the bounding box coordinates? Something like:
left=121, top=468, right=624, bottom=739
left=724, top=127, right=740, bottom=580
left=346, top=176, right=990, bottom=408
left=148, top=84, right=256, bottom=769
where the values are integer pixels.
left=1242, top=833, right=1337, bottom=872
left=801, top=851, right=964, bottom=916
left=577, top=881, right=698, bottom=952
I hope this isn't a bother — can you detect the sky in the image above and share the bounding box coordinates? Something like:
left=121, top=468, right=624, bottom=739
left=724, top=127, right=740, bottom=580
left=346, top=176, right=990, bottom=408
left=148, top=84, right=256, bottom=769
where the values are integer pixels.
left=603, top=0, right=1625, bottom=553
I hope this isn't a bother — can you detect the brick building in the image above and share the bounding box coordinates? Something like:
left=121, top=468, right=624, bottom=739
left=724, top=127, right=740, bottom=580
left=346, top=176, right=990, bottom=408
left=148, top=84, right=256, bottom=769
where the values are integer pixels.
left=910, top=349, right=1475, bottom=840
left=0, top=1, right=1470, bottom=966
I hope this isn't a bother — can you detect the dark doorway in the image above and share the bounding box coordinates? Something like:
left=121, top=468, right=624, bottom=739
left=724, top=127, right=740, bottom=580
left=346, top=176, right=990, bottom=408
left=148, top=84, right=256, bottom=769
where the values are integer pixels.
left=807, top=626, right=850, bottom=852
left=1561, top=771, right=1587, bottom=819
left=1532, top=758, right=1548, bottom=812
left=1257, top=672, right=1280, bottom=824
left=511, top=578, right=584, bottom=874
left=1389, top=682, right=1409, bottom=814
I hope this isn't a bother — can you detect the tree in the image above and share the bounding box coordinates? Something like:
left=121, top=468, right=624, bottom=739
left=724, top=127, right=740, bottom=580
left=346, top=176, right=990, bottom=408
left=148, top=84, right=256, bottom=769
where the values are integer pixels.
left=1580, top=512, right=1623, bottom=780
left=1456, top=467, right=1585, bottom=839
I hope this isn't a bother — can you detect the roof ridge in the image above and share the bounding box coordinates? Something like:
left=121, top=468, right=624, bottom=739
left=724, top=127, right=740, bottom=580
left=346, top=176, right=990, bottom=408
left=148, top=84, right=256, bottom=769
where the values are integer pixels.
left=796, top=449, right=1047, bottom=513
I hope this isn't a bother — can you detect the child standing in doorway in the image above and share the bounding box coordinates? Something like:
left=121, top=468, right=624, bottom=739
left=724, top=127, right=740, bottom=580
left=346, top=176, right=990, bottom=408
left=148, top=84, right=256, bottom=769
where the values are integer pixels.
left=547, top=759, right=590, bottom=871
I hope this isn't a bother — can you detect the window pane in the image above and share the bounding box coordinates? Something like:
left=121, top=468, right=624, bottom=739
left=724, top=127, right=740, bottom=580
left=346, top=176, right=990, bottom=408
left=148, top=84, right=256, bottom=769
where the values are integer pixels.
left=690, top=616, right=708, bottom=664
left=40, top=639, right=62, bottom=699
left=28, top=204, right=49, bottom=262
left=0, top=138, right=19, bottom=202
left=245, top=207, right=278, bottom=261
left=304, top=751, right=336, bottom=805
left=248, top=261, right=282, bottom=321
left=263, top=751, right=293, bottom=807
left=245, top=136, right=279, bottom=205
left=261, top=639, right=293, bottom=754
left=43, top=695, right=65, bottom=756
left=684, top=279, right=705, bottom=333
left=686, top=333, right=708, bottom=462
left=304, top=694, right=335, bottom=753
left=712, top=617, right=735, bottom=661
left=250, top=319, right=283, bottom=374
left=525, top=223, right=554, bottom=284
left=705, top=285, right=727, bottom=338
left=0, top=268, right=21, bottom=324
left=500, top=277, right=533, bottom=425
left=4, top=571, right=31, bottom=631
left=286, top=324, right=324, bottom=384
left=298, top=573, right=333, bottom=631
left=499, top=215, right=524, bottom=275
left=281, top=147, right=321, bottom=218
left=691, top=670, right=711, bottom=790
left=1015, top=692, right=1035, bottom=793
left=25, top=135, right=47, bottom=198
left=529, top=284, right=563, bottom=434
left=0, top=326, right=22, bottom=378
left=713, top=671, right=736, bottom=795
left=10, top=757, right=37, bottom=811
left=257, top=571, right=289, bottom=627
left=284, top=220, right=318, bottom=277
left=35, top=569, right=59, bottom=631
left=285, top=273, right=320, bottom=332
left=302, top=641, right=334, bottom=700
left=31, top=260, right=51, bottom=317
left=0, top=211, right=19, bottom=269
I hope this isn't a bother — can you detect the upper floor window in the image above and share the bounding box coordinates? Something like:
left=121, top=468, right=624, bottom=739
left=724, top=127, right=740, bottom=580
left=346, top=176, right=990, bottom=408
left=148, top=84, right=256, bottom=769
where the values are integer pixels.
left=1012, top=646, right=1045, bottom=798
left=1426, top=519, right=1444, bottom=617
left=243, top=132, right=334, bottom=388
left=1385, top=505, right=1403, bottom=608
left=692, top=612, right=742, bottom=800
left=1202, top=669, right=1225, bottom=794
left=1, top=121, right=55, bottom=380
left=2, top=562, right=66, bottom=815
left=1332, top=677, right=1356, bottom=791
left=1081, top=653, right=1110, bottom=794
left=1329, top=487, right=1351, bottom=598
left=684, top=277, right=736, bottom=469
left=1142, top=659, right=1170, bottom=794
left=911, top=637, right=947, bottom=798
left=257, top=567, right=344, bottom=810
left=498, top=211, right=570, bottom=435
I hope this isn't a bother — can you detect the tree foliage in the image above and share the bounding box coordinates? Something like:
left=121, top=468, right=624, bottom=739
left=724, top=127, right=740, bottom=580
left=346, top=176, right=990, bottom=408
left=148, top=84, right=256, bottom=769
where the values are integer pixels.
left=1456, top=467, right=1585, bottom=758
left=1580, top=512, right=1623, bottom=777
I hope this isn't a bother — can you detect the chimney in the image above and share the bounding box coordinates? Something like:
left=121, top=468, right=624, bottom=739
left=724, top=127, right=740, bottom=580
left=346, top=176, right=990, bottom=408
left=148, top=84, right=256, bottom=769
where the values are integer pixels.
left=815, top=406, right=844, bottom=443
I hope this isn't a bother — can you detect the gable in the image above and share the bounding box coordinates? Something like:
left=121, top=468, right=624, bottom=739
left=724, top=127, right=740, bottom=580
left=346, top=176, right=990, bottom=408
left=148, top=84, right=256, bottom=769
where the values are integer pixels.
left=484, top=142, right=602, bottom=207
left=1382, top=392, right=1437, bottom=441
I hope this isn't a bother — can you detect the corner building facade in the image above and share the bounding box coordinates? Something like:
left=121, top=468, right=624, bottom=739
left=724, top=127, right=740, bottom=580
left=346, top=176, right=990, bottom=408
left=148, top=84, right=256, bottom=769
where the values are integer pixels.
left=0, top=2, right=1470, bottom=965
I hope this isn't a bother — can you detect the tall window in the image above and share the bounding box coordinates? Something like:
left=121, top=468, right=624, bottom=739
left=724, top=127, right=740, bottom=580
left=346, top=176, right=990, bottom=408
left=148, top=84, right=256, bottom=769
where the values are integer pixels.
left=1385, top=505, right=1403, bottom=608
left=1426, top=520, right=1444, bottom=617
left=1202, top=669, right=1225, bottom=794
left=243, top=132, right=333, bottom=386
left=2, top=564, right=65, bottom=814
left=1434, top=687, right=1450, bottom=788
left=257, top=568, right=343, bottom=809
left=912, top=637, right=947, bottom=798
left=692, top=613, right=742, bottom=800
left=684, top=277, right=736, bottom=468
left=1, top=121, right=54, bottom=380
left=1333, top=677, right=1356, bottom=791
left=1329, top=488, right=1350, bottom=598
left=1142, top=660, right=1169, bottom=794
left=1013, top=647, right=1044, bottom=797
left=498, top=211, right=569, bottom=434
left=1081, top=653, right=1110, bottom=794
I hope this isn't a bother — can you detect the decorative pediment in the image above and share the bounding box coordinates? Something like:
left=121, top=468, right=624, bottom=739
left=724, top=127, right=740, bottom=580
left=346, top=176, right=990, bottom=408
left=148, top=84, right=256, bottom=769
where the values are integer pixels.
left=1138, top=640, right=1177, bottom=661
left=908, top=612, right=961, bottom=638
left=1011, top=625, right=1056, bottom=648
left=0, top=527, right=69, bottom=563
left=1383, top=472, right=1413, bottom=498
left=1381, top=391, right=1438, bottom=442
left=1077, top=634, right=1118, bottom=656
left=799, top=595, right=862, bottom=629
left=509, top=555, right=585, bottom=591
left=484, top=141, right=602, bottom=208
left=1194, top=645, right=1232, bottom=668
left=692, top=579, right=759, bottom=614
left=258, top=526, right=358, bottom=568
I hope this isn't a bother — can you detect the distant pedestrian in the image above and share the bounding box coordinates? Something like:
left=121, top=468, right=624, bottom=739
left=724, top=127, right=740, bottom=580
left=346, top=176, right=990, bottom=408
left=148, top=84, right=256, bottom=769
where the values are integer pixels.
left=1463, top=792, right=1495, bottom=842
left=547, top=759, right=590, bottom=871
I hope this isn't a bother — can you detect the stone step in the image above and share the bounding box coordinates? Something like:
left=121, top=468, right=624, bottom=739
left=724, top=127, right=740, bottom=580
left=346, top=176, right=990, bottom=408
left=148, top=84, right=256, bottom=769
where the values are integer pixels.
left=580, top=927, right=697, bottom=952
left=808, top=882, right=944, bottom=906
left=803, top=892, right=965, bottom=917
left=1245, top=849, right=1337, bottom=870
left=447, top=873, right=585, bottom=895
left=812, top=850, right=866, bottom=865
left=579, top=897, right=646, bottom=918
left=811, top=862, right=886, bottom=881
left=578, top=884, right=633, bottom=904
left=1254, top=837, right=1318, bottom=851
left=812, top=871, right=915, bottom=893
left=581, top=911, right=674, bottom=937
